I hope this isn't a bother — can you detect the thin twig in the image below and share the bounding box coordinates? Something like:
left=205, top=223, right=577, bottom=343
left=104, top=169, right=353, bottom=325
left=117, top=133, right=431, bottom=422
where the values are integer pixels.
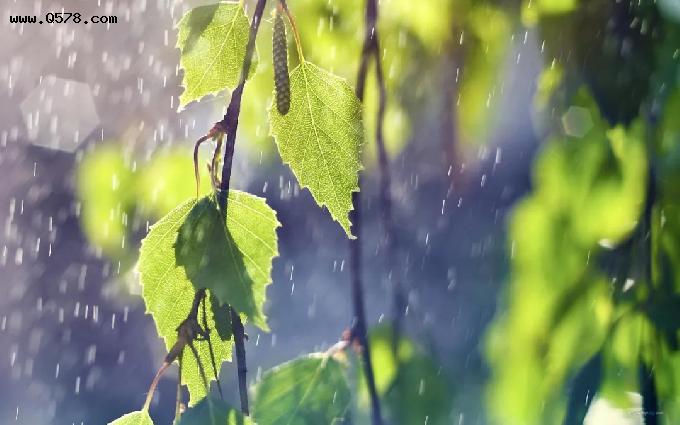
left=193, top=134, right=212, bottom=198
left=369, top=21, right=404, bottom=356
left=347, top=1, right=385, bottom=424
left=143, top=361, right=171, bottom=412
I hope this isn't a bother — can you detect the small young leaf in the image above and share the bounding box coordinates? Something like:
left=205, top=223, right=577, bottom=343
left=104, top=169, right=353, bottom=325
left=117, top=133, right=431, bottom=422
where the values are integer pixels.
left=108, top=410, right=154, bottom=425
left=270, top=61, right=363, bottom=237
left=139, top=200, right=233, bottom=404
left=175, top=192, right=280, bottom=330
left=177, top=2, right=254, bottom=108
left=177, top=397, right=253, bottom=425
left=252, top=354, right=351, bottom=425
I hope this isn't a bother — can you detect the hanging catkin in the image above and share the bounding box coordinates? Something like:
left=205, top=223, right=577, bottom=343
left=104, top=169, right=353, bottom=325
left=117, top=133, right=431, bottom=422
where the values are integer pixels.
left=273, top=9, right=290, bottom=115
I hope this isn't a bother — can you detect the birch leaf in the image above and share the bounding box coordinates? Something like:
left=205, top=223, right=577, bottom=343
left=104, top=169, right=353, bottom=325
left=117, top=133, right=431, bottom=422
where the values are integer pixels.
left=177, top=2, right=254, bottom=108
left=270, top=61, right=363, bottom=237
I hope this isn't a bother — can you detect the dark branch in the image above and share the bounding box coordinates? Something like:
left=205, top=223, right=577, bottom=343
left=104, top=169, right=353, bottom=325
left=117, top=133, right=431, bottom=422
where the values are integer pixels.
left=640, top=362, right=659, bottom=425
left=348, top=1, right=385, bottom=425
left=369, top=20, right=404, bottom=355
left=231, top=307, right=250, bottom=415
left=211, top=0, right=268, bottom=416
left=216, top=0, right=268, bottom=207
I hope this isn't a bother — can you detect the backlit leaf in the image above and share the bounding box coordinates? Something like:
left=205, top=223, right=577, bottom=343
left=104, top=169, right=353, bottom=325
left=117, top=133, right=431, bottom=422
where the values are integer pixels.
left=108, top=411, right=154, bottom=425
left=177, top=2, right=253, bottom=108
left=175, top=192, right=280, bottom=330
left=177, top=397, right=252, bottom=425
left=269, top=61, right=363, bottom=237
left=253, top=354, right=351, bottom=425
left=139, top=199, right=233, bottom=404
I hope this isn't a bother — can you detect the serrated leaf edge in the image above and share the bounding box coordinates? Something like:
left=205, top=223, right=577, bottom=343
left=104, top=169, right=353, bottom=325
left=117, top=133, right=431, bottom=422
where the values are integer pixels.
left=268, top=60, right=364, bottom=239
left=175, top=1, right=255, bottom=111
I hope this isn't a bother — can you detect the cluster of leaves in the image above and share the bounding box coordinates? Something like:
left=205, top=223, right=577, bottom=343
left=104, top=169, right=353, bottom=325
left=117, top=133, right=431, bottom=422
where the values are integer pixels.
left=73, top=0, right=460, bottom=423
left=486, top=1, right=680, bottom=424
left=105, top=1, right=404, bottom=423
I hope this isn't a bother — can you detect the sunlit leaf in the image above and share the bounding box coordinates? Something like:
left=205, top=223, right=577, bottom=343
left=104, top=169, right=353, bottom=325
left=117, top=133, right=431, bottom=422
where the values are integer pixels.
left=486, top=88, right=647, bottom=425
left=177, top=2, right=253, bottom=108
left=175, top=192, right=280, bottom=330
left=177, top=397, right=252, bottom=425
left=269, top=61, right=363, bottom=237
left=108, top=411, right=154, bottom=425
left=252, top=354, right=351, bottom=425
left=139, top=199, right=233, bottom=404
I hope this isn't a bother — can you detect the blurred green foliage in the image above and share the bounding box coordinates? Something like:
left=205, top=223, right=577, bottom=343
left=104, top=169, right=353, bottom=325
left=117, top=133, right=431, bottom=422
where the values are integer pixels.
left=456, top=5, right=512, bottom=146
left=355, top=325, right=453, bottom=425
left=487, top=0, right=680, bottom=423
left=77, top=146, right=211, bottom=266
left=487, top=90, right=648, bottom=424
left=77, top=145, right=136, bottom=261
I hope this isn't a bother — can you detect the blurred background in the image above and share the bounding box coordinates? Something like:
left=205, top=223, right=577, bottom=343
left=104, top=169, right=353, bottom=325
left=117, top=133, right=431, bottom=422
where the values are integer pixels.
left=1, top=0, right=679, bottom=424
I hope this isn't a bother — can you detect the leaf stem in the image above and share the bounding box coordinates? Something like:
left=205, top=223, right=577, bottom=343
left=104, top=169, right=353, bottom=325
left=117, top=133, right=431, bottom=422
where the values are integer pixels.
left=143, top=361, right=171, bottom=412
left=278, top=0, right=305, bottom=63
left=193, top=134, right=212, bottom=198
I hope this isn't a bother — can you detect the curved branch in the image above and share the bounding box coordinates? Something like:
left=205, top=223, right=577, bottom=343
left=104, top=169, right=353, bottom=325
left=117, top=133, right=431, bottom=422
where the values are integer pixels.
left=349, top=1, right=386, bottom=424
left=213, top=0, right=269, bottom=416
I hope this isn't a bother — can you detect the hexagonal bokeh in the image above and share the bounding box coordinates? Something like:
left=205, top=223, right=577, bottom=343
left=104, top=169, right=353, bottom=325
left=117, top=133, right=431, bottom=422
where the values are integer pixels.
left=20, top=76, right=100, bottom=152
left=561, top=106, right=593, bottom=138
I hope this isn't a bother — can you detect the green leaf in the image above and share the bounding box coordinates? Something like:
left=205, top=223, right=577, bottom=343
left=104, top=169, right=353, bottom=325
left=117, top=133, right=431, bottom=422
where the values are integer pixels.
left=253, top=354, right=351, bottom=425
left=457, top=5, right=511, bottom=146
left=76, top=145, right=135, bottom=261
left=137, top=150, right=213, bottom=217
left=108, top=411, right=154, bottom=425
left=175, top=192, right=280, bottom=330
left=177, top=2, right=253, bottom=108
left=356, top=325, right=453, bottom=425
left=177, top=397, right=252, bottom=425
left=269, top=61, right=363, bottom=237
left=139, top=200, right=233, bottom=404
left=485, top=89, right=649, bottom=425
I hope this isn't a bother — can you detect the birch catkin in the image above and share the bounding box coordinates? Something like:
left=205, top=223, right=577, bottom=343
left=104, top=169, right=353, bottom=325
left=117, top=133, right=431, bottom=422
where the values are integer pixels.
left=273, top=10, right=290, bottom=115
